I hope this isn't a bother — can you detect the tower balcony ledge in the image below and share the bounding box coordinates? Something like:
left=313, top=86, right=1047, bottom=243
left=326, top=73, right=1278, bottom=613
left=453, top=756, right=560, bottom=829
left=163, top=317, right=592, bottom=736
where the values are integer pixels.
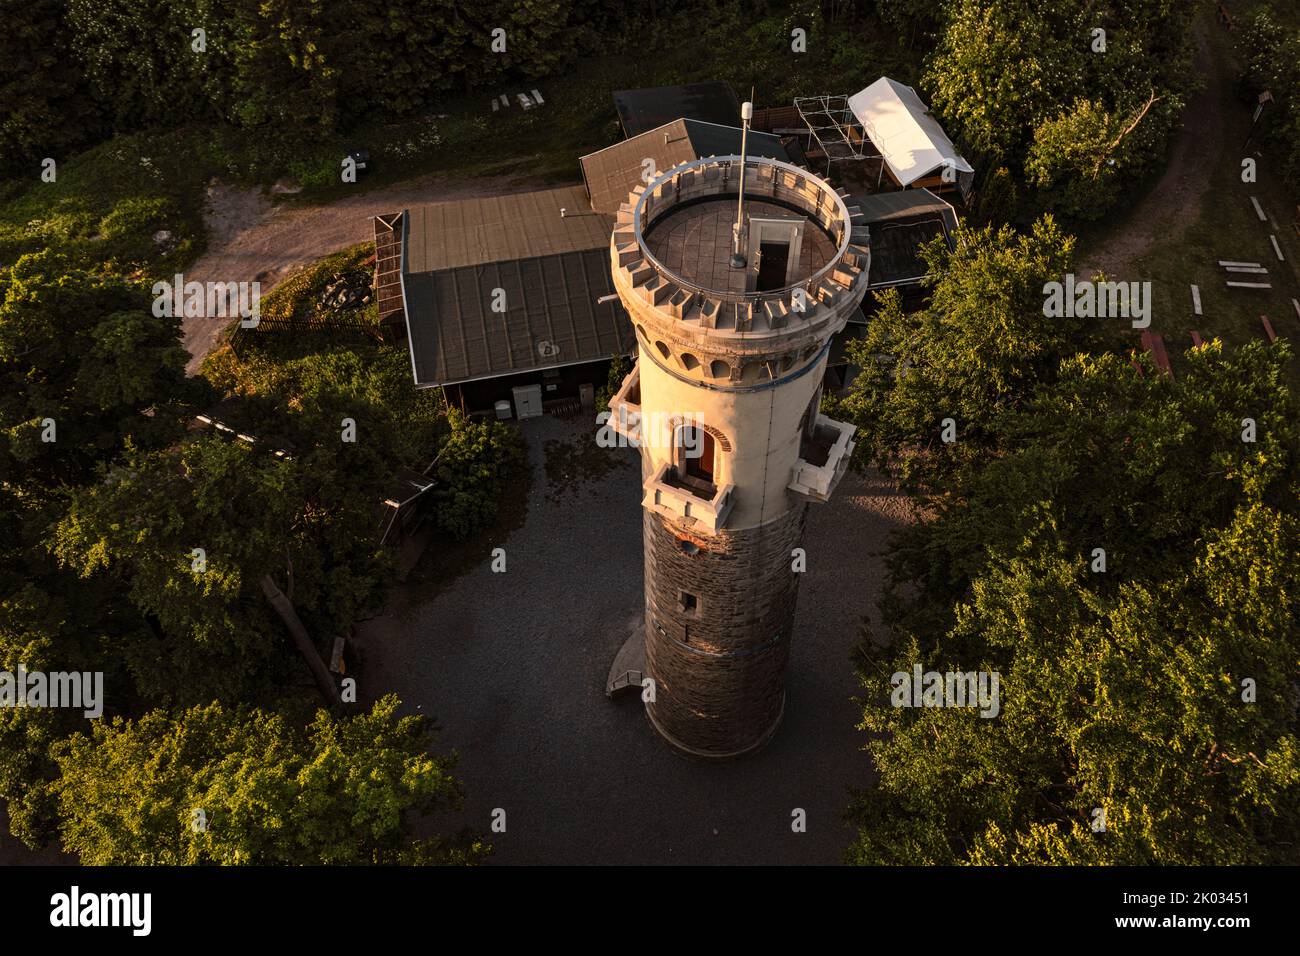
left=642, top=461, right=735, bottom=533
left=789, top=414, right=856, bottom=503
left=604, top=363, right=642, bottom=445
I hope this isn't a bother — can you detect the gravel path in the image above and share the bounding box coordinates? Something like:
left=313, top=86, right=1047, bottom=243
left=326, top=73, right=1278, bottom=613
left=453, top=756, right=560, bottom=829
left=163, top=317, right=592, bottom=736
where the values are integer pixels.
left=181, top=172, right=562, bottom=373
left=1079, top=15, right=1223, bottom=277
left=352, top=417, right=911, bottom=865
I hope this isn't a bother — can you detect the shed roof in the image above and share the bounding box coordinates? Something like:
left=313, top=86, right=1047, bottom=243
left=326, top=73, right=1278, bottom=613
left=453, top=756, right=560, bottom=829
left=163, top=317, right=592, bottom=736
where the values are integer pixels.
left=612, top=82, right=741, bottom=136
left=404, top=185, right=610, bottom=272
left=400, top=187, right=632, bottom=387
left=848, top=78, right=973, bottom=187
left=852, top=188, right=959, bottom=229
left=580, top=118, right=790, bottom=215
left=381, top=468, right=435, bottom=508
left=849, top=188, right=958, bottom=289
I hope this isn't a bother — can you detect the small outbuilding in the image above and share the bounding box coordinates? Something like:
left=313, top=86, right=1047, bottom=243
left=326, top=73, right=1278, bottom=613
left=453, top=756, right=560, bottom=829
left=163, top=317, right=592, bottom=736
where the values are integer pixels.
left=580, top=118, right=791, bottom=215
left=381, top=186, right=635, bottom=413
left=849, top=188, right=959, bottom=290
left=612, top=82, right=741, bottom=137
left=848, top=77, right=973, bottom=198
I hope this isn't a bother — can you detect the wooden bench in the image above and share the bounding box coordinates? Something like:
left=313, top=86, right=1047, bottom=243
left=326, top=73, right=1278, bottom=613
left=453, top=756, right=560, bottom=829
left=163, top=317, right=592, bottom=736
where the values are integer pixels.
left=1140, top=331, right=1174, bottom=378
left=1261, top=314, right=1278, bottom=343
left=1191, top=330, right=1204, bottom=348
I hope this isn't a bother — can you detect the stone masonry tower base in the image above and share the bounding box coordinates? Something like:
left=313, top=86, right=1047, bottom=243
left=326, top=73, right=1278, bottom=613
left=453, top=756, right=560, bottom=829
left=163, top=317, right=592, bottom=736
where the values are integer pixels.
left=643, top=506, right=808, bottom=757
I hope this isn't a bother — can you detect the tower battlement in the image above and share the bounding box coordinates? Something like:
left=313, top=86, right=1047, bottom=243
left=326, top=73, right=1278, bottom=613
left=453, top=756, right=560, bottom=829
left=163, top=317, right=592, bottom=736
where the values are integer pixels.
left=610, top=156, right=870, bottom=384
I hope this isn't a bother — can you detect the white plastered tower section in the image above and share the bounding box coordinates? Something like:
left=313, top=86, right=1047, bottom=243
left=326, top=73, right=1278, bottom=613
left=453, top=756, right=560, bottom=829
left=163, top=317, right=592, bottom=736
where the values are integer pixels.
left=604, top=155, right=869, bottom=757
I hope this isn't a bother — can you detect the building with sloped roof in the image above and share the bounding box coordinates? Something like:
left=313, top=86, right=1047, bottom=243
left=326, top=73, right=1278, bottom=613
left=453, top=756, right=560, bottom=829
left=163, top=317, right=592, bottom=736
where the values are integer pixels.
left=378, top=185, right=634, bottom=413
left=849, top=188, right=958, bottom=290
left=848, top=77, right=973, bottom=197
left=580, top=118, right=791, bottom=215
left=612, top=82, right=741, bottom=137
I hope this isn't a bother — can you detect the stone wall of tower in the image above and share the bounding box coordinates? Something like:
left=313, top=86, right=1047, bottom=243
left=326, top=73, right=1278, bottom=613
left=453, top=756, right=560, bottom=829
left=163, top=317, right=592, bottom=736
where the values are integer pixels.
left=642, top=504, right=808, bottom=757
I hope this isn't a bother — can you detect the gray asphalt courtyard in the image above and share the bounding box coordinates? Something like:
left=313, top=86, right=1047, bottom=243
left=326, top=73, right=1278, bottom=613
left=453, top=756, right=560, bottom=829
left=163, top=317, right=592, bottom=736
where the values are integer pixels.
left=353, top=416, right=909, bottom=864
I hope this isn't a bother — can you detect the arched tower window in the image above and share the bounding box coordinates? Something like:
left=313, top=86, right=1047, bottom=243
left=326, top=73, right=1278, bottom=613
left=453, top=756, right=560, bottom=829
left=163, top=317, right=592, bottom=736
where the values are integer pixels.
left=678, top=425, right=716, bottom=485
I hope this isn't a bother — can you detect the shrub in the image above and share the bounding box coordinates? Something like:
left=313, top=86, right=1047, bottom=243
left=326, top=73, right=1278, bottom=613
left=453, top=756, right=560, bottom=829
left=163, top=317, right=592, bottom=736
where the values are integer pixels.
left=430, top=410, right=525, bottom=541
left=596, top=353, right=632, bottom=411
left=287, top=156, right=338, bottom=190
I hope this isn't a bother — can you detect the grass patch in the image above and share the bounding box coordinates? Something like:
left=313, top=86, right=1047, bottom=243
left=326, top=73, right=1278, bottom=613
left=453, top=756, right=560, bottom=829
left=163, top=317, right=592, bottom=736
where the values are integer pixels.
left=199, top=242, right=381, bottom=371
left=255, top=242, right=379, bottom=327
left=0, top=128, right=224, bottom=278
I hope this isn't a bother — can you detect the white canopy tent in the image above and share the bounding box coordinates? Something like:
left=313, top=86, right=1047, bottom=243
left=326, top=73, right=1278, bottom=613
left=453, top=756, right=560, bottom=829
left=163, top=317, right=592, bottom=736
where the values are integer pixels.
left=848, top=77, right=973, bottom=196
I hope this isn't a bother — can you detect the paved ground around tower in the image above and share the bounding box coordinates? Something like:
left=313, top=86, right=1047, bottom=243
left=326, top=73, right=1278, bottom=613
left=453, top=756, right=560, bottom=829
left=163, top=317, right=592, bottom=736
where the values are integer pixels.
left=354, top=415, right=909, bottom=864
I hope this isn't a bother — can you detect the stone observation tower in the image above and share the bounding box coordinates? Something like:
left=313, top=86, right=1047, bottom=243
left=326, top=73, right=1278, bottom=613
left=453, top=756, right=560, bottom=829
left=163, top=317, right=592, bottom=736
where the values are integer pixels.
left=603, top=148, right=869, bottom=758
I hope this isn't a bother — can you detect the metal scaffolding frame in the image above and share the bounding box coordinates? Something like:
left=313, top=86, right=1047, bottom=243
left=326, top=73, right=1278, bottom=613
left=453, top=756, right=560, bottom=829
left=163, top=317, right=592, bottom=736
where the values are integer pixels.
left=794, top=95, right=873, bottom=174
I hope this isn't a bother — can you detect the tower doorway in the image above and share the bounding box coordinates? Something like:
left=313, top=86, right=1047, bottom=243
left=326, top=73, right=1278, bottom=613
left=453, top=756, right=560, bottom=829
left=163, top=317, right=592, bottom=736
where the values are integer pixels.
left=679, top=426, right=716, bottom=485
left=756, top=241, right=791, bottom=291
left=745, top=216, right=805, bottom=292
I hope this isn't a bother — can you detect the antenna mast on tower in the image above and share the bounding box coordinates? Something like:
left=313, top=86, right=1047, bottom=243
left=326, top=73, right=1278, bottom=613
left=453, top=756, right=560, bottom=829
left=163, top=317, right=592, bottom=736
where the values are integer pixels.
left=730, top=96, right=753, bottom=269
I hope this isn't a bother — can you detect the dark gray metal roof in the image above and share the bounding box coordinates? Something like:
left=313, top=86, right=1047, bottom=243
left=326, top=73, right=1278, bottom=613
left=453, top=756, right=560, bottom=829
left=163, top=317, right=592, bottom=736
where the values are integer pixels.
left=400, top=186, right=634, bottom=387
left=851, top=188, right=959, bottom=229
left=613, top=82, right=740, bottom=136
left=403, top=250, right=632, bottom=387
left=404, top=186, right=611, bottom=271
left=849, top=188, right=958, bottom=289
left=580, top=119, right=791, bottom=215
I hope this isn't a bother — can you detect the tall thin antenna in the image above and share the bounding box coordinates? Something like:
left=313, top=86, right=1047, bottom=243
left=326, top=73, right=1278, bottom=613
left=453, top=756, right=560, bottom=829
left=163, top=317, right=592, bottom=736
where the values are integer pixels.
left=729, top=95, right=754, bottom=270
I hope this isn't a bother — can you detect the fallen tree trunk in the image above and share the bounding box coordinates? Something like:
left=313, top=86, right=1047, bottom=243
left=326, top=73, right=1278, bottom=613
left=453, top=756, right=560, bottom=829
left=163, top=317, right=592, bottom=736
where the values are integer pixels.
left=260, top=573, right=341, bottom=705
left=1092, top=89, right=1162, bottom=177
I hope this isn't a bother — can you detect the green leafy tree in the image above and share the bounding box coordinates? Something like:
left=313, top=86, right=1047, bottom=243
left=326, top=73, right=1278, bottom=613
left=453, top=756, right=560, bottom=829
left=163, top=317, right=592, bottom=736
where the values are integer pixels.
left=0, top=250, right=195, bottom=495
left=925, top=0, right=1191, bottom=214
left=0, top=251, right=197, bottom=845
left=849, top=345, right=1300, bottom=865
left=203, top=344, right=442, bottom=470
left=837, top=216, right=1081, bottom=497
left=66, top=0, right=234, bottom=129
left=0, top=575, right=132, bottom=846
left=49, top=695, right=486, bottom=864
left=596, top=353, right=632, bottom=411
left=430, top=409, right=524, bottom=540
left=925, top=0, right=1088, bottom=165
left=52, top=434, right=382, bottom=703
left=0, top=0, right=104, bottom=173
left=1026, top=94, right=1179, bottom=219
left=229, top=0, right=338, bottom=136
left=976, top=165, right=1017, bottom=225
left=853, top=507, right=1300, bottom=865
